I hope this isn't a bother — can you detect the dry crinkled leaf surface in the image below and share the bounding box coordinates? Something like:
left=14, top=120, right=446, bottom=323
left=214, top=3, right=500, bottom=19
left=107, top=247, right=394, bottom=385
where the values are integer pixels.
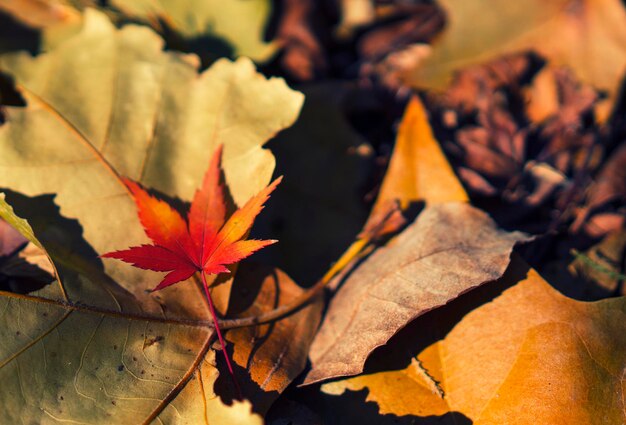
left=220, top=263, right=324, bottom=413
left=322, top=259, right=626, bottom=423
left=304, top=202, right=527, bottom=384
left=300, top=95, right=496, bottom=385
left=400, top=0, right=626, bottom=119
left=0, top=9, right=303, bottom=319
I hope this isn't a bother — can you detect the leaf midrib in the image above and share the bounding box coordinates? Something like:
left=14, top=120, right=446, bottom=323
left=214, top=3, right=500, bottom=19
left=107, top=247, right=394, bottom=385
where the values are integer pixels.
left=16, top=83, right=131, bottom=196
left=0, top=290, right=213, bottom=328
left=1, top=289, right=217, bottom=424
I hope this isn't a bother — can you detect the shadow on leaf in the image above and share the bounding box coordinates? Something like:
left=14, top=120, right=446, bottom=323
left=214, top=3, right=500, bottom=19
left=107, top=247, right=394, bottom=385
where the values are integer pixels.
left=214, top=339, right=281, bottom=415
left=282, top=384, right=471, bottom=425
left=363, top=256, right=530, bottom=374
left=1, top=189, right=137, bottom=307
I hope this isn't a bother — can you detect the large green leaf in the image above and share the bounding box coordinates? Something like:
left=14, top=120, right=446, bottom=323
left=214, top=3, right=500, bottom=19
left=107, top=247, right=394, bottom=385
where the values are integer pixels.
left=0, top=9, right=303, bottom=318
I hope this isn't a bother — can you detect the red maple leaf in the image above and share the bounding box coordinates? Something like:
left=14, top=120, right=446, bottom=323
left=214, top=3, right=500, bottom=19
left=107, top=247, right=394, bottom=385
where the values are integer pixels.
left=102, top=145, right=280, bottom=395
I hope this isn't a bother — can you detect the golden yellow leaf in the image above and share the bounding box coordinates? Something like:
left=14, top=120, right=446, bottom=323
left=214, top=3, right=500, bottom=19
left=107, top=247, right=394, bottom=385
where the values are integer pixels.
left=322, top=258, right=626, bottom=423
left=374, top=95, right=468, bottom=213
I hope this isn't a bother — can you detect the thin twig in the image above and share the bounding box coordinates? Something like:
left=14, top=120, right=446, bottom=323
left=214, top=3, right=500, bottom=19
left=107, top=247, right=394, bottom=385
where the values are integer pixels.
left=219, top=237, right=370, bottom=330
left=218, top=204, right=400, bottom=330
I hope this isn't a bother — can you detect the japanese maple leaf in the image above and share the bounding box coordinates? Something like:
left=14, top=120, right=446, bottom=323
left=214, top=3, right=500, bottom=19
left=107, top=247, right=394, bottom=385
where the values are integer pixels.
left=102, top=145, right=280, bottom=395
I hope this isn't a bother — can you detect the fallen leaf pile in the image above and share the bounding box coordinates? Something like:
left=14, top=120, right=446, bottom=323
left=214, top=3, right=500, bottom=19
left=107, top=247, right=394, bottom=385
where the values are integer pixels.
left=419, top=52, right=626, bottom=299
left=0, top=1, right=625, bottom=424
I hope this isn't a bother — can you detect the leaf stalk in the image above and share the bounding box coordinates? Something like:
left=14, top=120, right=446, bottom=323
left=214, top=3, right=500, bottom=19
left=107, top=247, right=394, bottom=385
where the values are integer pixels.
left=201, top=271, right=242, bottom=398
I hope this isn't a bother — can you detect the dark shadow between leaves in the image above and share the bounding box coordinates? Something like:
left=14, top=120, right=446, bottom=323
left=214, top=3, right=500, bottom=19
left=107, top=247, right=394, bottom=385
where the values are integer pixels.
left=0, top=11, right=40, bottom=55
left=251, top=83, right=375, bottom=286
left=0, top=71, right=27, bottom=125
left=0, top=254, right=55, bottom=293
left=3, top=190, right=99, bottom=263
left=1, top=189, right=137, bottom=305
left=158, top=18, right=235, bottom=70
left=516, top=233, right=622, bottom=301
left=213, top=339, right=281, bottom=416
left=215, top=263, right=283, bottom=414
left=362, top=256, right=530, bottom=374
left=607, top=71, right=626, bottom=149
left=226, top=262, right=277, bottom=315
left=276, top=384, right=471, bottom=425
left=0, top=218, right=55, bottom=292
left=0, top=71, right=26, bottom=107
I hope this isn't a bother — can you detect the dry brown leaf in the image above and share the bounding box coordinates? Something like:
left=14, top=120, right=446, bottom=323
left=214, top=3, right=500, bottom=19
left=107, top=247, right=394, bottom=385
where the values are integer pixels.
left=400, top=0, right=626, bottom=120
left=276, top=0, right=326, bottom=81
left=356, top=5, right=444, bottom=60
left=216, top=263, right=323, bottom=413
left=432, top=52, right=543, bottom=115
left=266, top=398, right=322, bottom=425
left=322, top=258, right=626, bottom=423
left=303, top=202, right=526, bottom=384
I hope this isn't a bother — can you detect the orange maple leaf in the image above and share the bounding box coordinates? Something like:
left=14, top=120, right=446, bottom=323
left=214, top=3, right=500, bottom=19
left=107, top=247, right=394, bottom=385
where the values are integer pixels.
left=102, top=145, right=280, bottom=396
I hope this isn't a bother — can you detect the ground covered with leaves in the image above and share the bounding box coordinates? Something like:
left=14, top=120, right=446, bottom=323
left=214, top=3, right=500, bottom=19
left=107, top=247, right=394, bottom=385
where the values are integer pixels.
left=0, top=1, right=625, bottom=424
